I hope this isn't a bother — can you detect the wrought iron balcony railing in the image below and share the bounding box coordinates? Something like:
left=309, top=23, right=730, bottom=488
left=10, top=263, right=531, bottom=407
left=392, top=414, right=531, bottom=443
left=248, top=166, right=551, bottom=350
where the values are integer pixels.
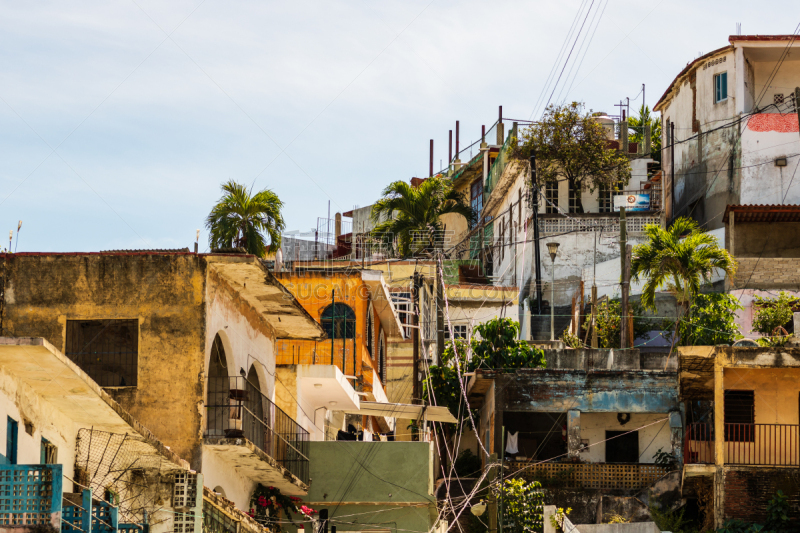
left=684, top=423, right=800, bottom=466
left=205, top=376, right=310, bottom=484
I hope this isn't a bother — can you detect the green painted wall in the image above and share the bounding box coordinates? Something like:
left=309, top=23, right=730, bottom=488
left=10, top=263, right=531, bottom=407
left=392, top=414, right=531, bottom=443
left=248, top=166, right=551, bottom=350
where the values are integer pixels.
left=288, top=441, right=436, bottom=533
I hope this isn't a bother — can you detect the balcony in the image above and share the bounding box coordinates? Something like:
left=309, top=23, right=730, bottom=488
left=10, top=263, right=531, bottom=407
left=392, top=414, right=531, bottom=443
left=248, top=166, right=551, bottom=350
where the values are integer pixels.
left=684, top=423, right=800, bottom=466
left=512, top=461, right=670, bottom=491
left=204, top=376, right=310, bottom=494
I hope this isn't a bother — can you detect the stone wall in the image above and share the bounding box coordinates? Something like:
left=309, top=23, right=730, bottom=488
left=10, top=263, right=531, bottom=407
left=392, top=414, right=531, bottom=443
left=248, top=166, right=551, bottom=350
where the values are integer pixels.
left=732, top=257, right=800, bottom=290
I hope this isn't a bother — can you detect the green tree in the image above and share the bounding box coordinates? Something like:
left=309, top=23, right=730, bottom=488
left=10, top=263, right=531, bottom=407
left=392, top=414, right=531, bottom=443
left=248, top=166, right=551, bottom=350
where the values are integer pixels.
left=514, top=101, right=631, bottom=213
left=628, top=104, right=662, bottom=162
left=494, top=478, right=544, bottom=533
left=674, top=293, right=743, bottom=346
left=631, top=217, right=736, bottom=311
left=206, top=180, right=285, bottom=256
left=581, top=299, right=654, bottom=349
left=425, top=318, right=545, bottom=421
left=370, top=175, right=474, bottom=257
left=751, top=292, right=799, bottom=346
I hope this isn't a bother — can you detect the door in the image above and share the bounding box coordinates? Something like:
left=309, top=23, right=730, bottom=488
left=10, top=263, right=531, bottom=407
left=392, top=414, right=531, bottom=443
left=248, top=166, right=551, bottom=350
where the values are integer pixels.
left=605, top=430, right=639, bottom=463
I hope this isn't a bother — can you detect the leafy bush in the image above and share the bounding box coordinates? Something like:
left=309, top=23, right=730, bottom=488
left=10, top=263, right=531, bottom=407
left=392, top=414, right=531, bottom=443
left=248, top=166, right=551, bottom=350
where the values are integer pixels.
left=752, top=292, right=798, bottom=346
left=494, top=478, right=544, bottom=533
left=582, top=299, right=654, bottom=349
left=674, top=293, right=743, bottom=346
left=560, top=330, right=583, bottom=349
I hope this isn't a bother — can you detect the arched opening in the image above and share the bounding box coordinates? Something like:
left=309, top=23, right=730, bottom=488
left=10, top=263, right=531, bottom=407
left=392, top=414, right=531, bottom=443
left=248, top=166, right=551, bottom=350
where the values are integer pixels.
left=366, top=303, right=374, bottom=357
left=321, top=303, right=356, bottom=339
left=378, top=331, right=386, bottom=385
left=245, top=364, right=266, bottom=450
left=213, top=486, right=226, bottom=498
left=207, top=334, right=230, bottom=437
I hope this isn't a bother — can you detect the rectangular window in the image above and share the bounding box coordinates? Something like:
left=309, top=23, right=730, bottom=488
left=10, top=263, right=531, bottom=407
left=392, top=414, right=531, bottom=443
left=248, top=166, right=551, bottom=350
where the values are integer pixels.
left=41, top=438, right=57, bottom=464
left=724, top=390, right=754, bottom=442
left=65, top=319, right=139, bottom=387
left=6, top=417, right=18, bottom=465
left=391, top=292, right=412, bottom=338
left=715, top=72, right=728, bottom=103
left=471, top=180, right=483, bottom=228
left=568, top=182, right=582, bottom=213
left=545, top=181, right=558, bottom=214
left=598, top=185, right=613, bottom=213
left=444, top=325, right=468, bottom=340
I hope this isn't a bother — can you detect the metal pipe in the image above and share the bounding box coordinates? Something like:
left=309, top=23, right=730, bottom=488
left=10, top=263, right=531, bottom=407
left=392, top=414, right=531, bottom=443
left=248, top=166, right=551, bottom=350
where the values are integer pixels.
left=449, top=130, right=453, bottom=164
left=429, top=139, right=434, bottom=177
left=550, top=258, right=555, bottom=341
left=456, top=121, right=460, bottom=156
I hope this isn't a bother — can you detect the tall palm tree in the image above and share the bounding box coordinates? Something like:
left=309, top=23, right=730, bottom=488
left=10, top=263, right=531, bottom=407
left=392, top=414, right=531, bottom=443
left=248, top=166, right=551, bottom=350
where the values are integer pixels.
left=370, top=176, right=474, bottom=257
left=206, top=180, right=285, bottom=256
left=631, top=217, right=736, bottom=311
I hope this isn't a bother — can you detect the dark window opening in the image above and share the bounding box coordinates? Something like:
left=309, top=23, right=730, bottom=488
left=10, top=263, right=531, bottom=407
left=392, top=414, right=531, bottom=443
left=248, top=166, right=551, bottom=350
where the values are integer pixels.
left=445, top=325, right=468, bottom=340
left=471, top=180, right=483, bottom=228
left=321, top=303, right=356, bottom=339
left=6, top=417, right=18, bottom=465
left=378, top=335, right=386, bottom=384
left=65, top=319, right=138, bottom=387
left=366, top=305, right=374, bottom=356
left=545, top=181, right=558, bottom=213
left=501, top=412, right=567, bottom=461
left=725, top=390, right=754, bottom=442
left=41, top=438, right=57, bottom=464
left=605, top=430, right=639, bottom=463
left=568, top=182, right=582, bottom=213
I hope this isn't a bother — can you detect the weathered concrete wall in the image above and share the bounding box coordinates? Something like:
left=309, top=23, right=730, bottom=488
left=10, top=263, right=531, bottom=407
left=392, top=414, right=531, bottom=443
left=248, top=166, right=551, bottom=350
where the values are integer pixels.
left=499, top=370, right=679, bottom=413
left=1, top=254, right=207, bottom=465
left=724, top=466, right=800, bottom=522
left=579, top=413, right=671, bottom=463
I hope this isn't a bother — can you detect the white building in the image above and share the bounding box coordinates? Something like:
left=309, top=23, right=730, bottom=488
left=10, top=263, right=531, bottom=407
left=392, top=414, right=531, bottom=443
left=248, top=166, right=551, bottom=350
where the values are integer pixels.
left=654, top=35, right=800, bottom=228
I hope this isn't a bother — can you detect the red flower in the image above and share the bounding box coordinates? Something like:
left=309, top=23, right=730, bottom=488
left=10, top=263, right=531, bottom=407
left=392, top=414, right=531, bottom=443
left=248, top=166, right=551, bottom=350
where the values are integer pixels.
left=258, top=496, right=268, bottom=507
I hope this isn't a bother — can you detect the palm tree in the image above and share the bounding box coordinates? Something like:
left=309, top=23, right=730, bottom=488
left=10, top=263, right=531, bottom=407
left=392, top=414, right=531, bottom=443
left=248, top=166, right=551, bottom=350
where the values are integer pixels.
left=206, top=180, right=285, bottom=256
left=370, top=176, right=474, bottom=257
left=631, top=217, right=736, bottom=312
left=628, top=104, right=662, bottom=162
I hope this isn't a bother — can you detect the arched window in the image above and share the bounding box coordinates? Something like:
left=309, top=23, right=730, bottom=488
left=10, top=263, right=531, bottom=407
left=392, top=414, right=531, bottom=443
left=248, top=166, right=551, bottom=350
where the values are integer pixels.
left=321, top=303, right=356, bottom=339
left=207, top=334, right=229, bottom=437
left=245, top=365, right=266, bottom=450
left=378, top=331, right=386, bottom=384
left=366, top=303, right=374, bottom=356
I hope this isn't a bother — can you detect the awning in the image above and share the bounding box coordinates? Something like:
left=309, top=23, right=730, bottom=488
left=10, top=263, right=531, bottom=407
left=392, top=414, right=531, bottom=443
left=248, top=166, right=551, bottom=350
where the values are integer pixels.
left=337, top=401, right=457, bottom=423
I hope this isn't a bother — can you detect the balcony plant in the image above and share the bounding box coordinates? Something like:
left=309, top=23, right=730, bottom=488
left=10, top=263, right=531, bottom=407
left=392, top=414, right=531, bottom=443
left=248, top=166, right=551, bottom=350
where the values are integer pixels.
left=249, top=484, right=316, bottom=531
left=751, top=292, right=799, bottom=346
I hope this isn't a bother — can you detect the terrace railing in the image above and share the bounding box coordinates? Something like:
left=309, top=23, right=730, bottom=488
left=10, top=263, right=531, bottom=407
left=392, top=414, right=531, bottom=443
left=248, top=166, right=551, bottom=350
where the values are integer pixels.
left=205, top=376, right=310, bottom=484
left=684, top=423, right=800, bottom=466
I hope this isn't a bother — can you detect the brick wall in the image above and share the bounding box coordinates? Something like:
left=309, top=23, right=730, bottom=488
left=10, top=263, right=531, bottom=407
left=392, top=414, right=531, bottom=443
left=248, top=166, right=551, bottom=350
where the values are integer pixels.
left=724, top=467, right=800, bottom=522
left=733, top=258, right=800, bottom=290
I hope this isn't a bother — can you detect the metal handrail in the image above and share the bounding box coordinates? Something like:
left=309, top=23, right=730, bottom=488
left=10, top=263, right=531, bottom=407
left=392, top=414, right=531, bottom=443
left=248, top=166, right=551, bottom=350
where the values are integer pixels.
left=684, top=422, right=800, bottom=466
left=205, top=376, right=310, bottom=483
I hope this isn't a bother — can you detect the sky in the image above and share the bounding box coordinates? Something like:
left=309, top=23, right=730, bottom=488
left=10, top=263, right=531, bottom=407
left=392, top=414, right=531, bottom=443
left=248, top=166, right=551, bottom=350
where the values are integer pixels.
left=0, top=0, right=795, bottom=252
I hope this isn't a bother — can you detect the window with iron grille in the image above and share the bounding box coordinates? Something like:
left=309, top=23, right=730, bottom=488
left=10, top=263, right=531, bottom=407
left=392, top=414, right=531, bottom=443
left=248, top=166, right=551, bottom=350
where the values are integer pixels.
left=445, top=325, right=468, bottom=340
left=598, top=185, right=613, bottom=213
left=724, top=390, right=754, bottom=442
left=321, top=303, right=356, bottom=339
left=568, top=182, right=582, bottom=213
left=545, top=181, right=558, bottom=213
left=774, top=93, right=784, bottom=105
left=65, top=319, right=139, bottom=387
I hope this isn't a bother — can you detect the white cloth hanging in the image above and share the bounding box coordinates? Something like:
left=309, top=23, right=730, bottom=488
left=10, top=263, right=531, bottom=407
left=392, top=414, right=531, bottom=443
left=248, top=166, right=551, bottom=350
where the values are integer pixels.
left=505, top=431, right=519, bottom=454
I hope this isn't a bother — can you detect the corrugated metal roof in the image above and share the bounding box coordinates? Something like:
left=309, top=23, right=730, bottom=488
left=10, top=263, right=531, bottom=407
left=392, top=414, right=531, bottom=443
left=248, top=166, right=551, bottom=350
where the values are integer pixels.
left=101, top=248, right=190, bottom=253
left=723, top=204, right=800, bottom=224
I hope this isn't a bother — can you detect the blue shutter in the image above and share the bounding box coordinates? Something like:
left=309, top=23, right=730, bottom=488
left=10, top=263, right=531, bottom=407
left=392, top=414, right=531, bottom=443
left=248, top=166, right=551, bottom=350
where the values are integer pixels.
left=6, top=417, right=18, bottom=465
left=722, top=72, right=728, bottom=100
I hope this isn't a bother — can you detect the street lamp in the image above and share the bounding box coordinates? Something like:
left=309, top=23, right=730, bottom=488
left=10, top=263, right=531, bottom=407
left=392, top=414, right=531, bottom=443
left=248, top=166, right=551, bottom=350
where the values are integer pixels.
left=546, top=242, right=560, bottom=341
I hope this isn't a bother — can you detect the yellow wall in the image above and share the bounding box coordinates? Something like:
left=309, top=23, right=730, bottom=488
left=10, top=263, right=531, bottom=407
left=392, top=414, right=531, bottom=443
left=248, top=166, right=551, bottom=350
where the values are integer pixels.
left=724, top=367, right=800, bottom=424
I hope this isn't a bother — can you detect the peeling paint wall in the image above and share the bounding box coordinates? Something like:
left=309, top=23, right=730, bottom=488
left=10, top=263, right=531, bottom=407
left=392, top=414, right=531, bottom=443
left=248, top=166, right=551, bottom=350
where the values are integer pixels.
left=0, top=254, right=207, bottom=466
left=578, top=413, right=671, bottom=463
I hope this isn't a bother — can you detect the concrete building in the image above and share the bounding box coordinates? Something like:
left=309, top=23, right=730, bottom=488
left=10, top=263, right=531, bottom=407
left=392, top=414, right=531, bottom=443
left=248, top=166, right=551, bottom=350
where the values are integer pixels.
left=679, top=345, right=800, bottom=527
left=0, top=337, right=266, bottom=533
left=467, top=348, right=682, bottom=524
left=654, top=35, right=800, bottom=228
left=0, top=251, right=324, bottom=511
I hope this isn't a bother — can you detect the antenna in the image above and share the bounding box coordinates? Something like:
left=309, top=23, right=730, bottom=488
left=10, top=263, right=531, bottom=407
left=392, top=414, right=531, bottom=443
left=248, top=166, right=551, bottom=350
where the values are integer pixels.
left=15, top=221, right=21, bottom=253
left=736, top=22, right=742, bottom=36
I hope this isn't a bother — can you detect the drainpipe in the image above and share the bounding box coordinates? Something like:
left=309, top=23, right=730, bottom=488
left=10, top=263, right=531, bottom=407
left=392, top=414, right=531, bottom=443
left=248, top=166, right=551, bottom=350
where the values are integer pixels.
left=497, top=106, right=504, bottom=145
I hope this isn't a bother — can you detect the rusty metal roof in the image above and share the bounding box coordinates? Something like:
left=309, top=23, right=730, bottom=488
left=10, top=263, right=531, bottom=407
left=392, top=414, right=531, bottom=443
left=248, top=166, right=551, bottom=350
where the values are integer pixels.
left=723, top=204, right=800, bottom=224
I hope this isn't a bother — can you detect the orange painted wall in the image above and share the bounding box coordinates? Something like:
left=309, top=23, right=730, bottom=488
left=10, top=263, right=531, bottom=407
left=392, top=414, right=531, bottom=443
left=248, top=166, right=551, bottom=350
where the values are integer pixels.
left=274, top=272, right=383, bottom=390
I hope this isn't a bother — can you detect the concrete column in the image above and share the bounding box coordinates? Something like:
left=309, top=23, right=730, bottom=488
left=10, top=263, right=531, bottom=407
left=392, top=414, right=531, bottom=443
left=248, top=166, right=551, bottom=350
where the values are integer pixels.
left=567, top=410, right=581, bottom=460
left=669, top=410, right=683, bottom=464
left=335, top=213, right=342, bottom=240
left=713, top=352, right=726, bottom=529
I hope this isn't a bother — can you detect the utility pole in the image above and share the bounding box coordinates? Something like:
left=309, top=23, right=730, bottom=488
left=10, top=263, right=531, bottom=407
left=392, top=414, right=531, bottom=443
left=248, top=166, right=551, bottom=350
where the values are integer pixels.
left=670, top=121, right=676, bottom=222
left=619, top=207, right=629, bottom=349
left=436, top=257, right=444, bottom=365
left=591, top=229, right=598, bottom=348
left=412, top=272, right=421, bottom=407
left=530, top=156, right=543, bottom=317
left=795, top=88, right=800, bottom=136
